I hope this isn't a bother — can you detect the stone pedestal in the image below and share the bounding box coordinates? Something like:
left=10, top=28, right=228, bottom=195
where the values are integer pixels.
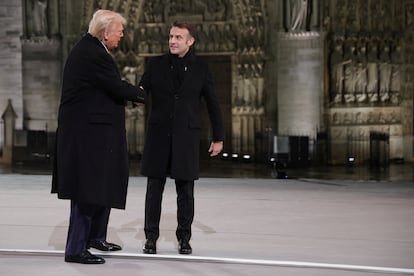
left=277, top=32, right=323, bottom=138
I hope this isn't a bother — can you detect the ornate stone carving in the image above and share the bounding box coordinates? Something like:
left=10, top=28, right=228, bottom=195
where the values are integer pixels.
left=330, top=108, right=401, bottom=126
left=325, top=0, right=404, bottom=34
left=24, top=0, right=60, bottom=38
left=284, top=0, right=319, bottom=32
left=328, top=33, right=402, bottom=106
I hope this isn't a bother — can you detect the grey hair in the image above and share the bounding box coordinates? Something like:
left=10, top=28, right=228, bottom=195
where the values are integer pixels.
left=88, top=9, right=126, bottom=40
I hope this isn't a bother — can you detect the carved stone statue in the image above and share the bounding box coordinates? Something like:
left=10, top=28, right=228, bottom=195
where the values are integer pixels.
left=343, top=63, right=356, bottom=103
left=205, top=0, right=227, bottom=21
left=366, top=38, right=379, bottom=102
left=379, top=41, right=391, bottom=102
left=354, top=62, right=367, bottom=102
left=390, top=44, right=402, bottom=92
left=28, top=0, right=48, bottom=37
left=329, top=37, right=348, bottom=103
left=135, top=27, right=149, bottom=54
left=195, top=24, right=208, bottom=52
left=149, top=26, right=164, bottom=54
left=289, top=0, right=309, bottom=31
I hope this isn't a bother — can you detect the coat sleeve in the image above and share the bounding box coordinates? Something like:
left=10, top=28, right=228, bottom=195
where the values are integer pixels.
left=91, top=50, right=146, bottom=103
left=201, top=63, right=225, bottom=142
left=138, top=58, right=153, bottom=94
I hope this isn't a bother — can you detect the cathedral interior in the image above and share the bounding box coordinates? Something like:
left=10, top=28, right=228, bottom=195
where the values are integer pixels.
left=0, top=0, right=414, bottom=166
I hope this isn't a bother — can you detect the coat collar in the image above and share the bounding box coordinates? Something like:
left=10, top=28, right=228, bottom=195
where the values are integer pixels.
left=168, top=48, right=196, bottom=64
left=165, top=48, right=196, bottom=93
left=84, top=33, right=109, bottom=53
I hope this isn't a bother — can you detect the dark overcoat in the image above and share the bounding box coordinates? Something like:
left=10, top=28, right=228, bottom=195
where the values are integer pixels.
left=139, top=51, right=224, bottom=180
left=51, top=33, right=145, bottom=209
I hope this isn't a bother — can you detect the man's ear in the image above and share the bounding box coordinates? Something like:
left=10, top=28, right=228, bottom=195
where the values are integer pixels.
left=103, top=31, right=109, bottom=41
left=187, top=37, right=195, bottom=47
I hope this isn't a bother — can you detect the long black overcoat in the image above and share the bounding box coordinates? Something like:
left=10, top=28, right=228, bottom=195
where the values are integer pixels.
left=139, top=52, right=224, bottom=180
left=51, top=33, right=145, bottom=209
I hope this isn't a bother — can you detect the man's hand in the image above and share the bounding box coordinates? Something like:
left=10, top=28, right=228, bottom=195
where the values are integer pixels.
left=208, top=141, right=223, bottom=157
left=133, top=86, right=146, bottom=107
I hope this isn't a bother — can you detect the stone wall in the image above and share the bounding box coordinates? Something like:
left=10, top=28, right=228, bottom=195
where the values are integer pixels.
left=21, top=0, right=62, bottom=131
left=0, top=0, right=23, bottom=130
left=22, top=38, right=61, bottom=131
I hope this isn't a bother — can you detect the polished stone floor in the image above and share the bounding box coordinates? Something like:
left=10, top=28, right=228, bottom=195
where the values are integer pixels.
left=0, top=161, right=413, bottom=275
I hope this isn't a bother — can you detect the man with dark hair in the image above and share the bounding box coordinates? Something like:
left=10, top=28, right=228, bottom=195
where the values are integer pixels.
left=139, top=21, right=224, bottom=255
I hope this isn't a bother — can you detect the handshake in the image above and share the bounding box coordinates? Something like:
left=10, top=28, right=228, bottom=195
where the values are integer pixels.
left=133, top=85, right=146, bottom=107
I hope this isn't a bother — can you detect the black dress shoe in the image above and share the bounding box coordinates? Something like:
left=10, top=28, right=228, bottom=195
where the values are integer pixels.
left=88, top=240, right=122, bottom=251
left=143, top=239, right=156, bottom=254
left=65, top=250, right=105, bottom=264
left=178, top=240, right=192, bottom=254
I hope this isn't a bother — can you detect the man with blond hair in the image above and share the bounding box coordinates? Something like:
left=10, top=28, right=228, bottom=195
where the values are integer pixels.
left=52, top=9, right=146, bottom=264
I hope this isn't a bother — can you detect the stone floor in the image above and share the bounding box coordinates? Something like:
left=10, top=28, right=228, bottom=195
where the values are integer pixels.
left=0, top=161, right=414, bottom=275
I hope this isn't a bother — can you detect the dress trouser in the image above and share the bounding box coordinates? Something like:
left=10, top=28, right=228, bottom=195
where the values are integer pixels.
left=144, top=177, right=194, bottom=242
left=65, top=200, right=110, bottom=255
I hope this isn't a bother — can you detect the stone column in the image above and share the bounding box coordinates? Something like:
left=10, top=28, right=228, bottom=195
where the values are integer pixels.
left=277, top=32, right=323, bottom=138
